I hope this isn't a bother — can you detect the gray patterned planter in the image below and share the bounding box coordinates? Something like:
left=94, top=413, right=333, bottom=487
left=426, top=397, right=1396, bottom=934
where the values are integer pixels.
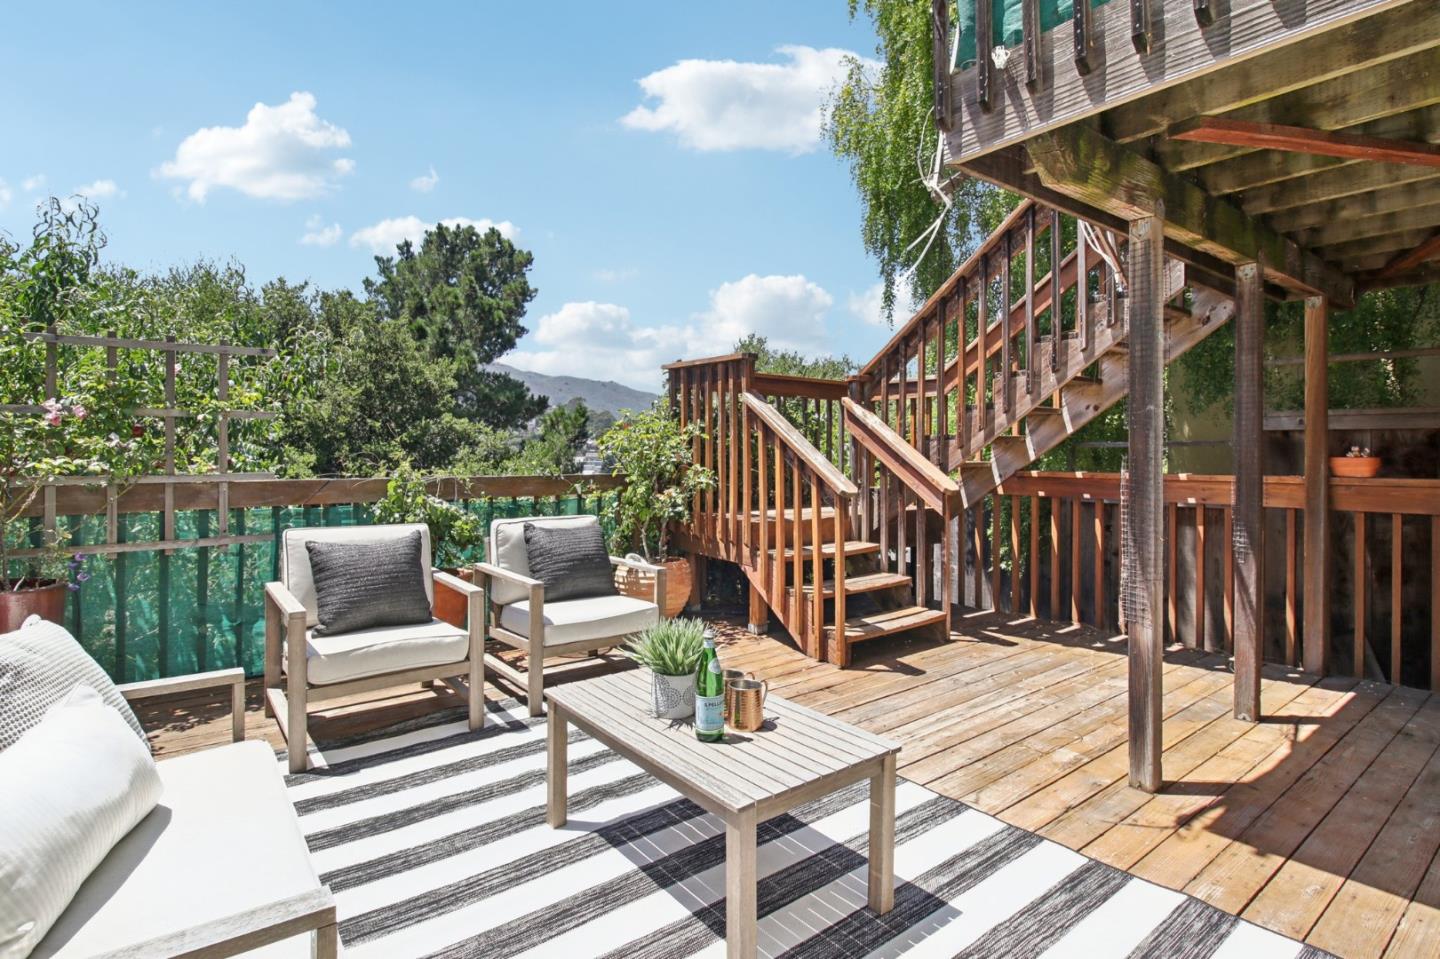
left=649, top=670, right=695, bottom=720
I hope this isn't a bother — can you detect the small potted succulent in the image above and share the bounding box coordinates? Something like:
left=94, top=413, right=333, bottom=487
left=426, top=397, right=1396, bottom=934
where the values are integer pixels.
left=1330, top=445, right=1381, bottom=478
left=622, top=618, right=707, bottom=719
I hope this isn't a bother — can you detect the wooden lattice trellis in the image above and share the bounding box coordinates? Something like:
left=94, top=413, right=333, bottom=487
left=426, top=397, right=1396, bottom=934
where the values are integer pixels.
left=3, top=327, right=278, bottom=557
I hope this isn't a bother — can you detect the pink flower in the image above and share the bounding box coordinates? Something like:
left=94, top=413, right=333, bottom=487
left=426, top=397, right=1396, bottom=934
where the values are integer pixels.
left=44, top=411, right=62, bottom=426
left=41, top=398, right=62, bottom=414
left=72, top=405, right=87, bottom=420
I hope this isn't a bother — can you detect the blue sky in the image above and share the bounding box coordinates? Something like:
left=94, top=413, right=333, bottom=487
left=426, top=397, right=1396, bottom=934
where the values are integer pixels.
left=0, top=3, right=903, bottom=392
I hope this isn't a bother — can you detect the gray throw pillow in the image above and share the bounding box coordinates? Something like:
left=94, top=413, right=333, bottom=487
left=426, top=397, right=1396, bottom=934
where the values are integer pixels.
left=0, top=617, right=146, bottom=751
left=306, top=530, right=433, bottom=636
left=524, top=522, right=617, bottom=603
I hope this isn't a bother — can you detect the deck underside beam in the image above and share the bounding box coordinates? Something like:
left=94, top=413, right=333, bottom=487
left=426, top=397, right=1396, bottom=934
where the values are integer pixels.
left=1025, top=124, right=1355, bottom=307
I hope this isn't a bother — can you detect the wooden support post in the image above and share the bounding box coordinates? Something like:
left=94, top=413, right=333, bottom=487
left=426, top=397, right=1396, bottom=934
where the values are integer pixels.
left=974, top=0, right=994, bottom=111
left=1303, top=296, right=1330, bottom=675
left=1232, top=261, right=1264, bottom=722
left=1029, top=495, right=1039, bottom=618
left=1125, top=206, right=1165, bottom=793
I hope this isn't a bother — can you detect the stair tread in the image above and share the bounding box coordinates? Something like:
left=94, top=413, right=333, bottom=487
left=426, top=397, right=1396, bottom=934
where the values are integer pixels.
left=802, top=571, right=912, bottom=597
left=842, top=606, right=947, bottom=640
left=769, top=539, right=881, bottom=561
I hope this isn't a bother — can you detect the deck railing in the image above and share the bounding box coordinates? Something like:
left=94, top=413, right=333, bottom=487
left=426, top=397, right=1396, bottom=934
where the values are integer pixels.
left=666, top=354, right=858, bottom=659
left=14, top=473, right=623, bottom=683
left=856, top=198, right=1122, bottom=470
left=977, top=472, right=1440, bottom=690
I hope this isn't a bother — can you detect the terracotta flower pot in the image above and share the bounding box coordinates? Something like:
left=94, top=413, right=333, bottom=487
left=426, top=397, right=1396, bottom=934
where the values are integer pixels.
left=1330, top=456, right=1381, bottom=478
left=616, top=555, right=694, bottom=618
left=0, top=580, right=68, bottom=634
left=432, top=566, right=477, bottom=628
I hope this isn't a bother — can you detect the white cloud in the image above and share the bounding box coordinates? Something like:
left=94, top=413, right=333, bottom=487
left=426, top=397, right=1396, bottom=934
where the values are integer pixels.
left=156, top=91, right=353, bottom=202
left=504, top=273, right=835, bottom=391
left=848, top=282, right=920, bottom=328
left=409, top=166, right=439, bottom=192
left=0, top=179, right=10, bottom=209
left=348, top=215, right=519, bottom=254
left=73, top=179, right=124, bottom=200
left=621, top=45, right=872, bottom=153
left=299, top=214, right=342, bottom=246
left=22, top=174, right=45, bottom=192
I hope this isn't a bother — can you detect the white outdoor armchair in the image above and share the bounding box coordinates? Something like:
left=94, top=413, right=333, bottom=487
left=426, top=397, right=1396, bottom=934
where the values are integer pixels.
left=477, top=515, right=664, bottom=715
left=263, top=523, right=485, bottom=773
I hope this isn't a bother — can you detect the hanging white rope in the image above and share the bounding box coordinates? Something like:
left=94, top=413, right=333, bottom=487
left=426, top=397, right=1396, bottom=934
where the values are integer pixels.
left=896, top=110, right=963, bottom=290
left=1079, top=219, right=1129, bottom=296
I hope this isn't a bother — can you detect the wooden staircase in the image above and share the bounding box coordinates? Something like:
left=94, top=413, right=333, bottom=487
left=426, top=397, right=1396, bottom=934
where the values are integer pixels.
left=666, top=199, right=1236, bottom=667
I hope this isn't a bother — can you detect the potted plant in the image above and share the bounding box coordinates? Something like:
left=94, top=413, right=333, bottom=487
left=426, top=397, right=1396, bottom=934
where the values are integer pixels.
left=597, top=406, right=715, bottom=617
left=373, top=460, right=484, bottom=626
left=1330, top=445, right=1381, bottom=478
left=622, top=618, right=707, bottom=719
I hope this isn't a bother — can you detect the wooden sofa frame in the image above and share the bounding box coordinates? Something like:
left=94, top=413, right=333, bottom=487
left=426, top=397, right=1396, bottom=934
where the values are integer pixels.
left=263, top=569, right=485, bottom=773
left=109, top=668, right=340, bottom=958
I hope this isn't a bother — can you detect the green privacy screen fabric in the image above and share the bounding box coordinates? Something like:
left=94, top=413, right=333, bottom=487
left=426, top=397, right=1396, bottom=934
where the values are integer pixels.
left=43, top=492, right=615, bottom=683
left=953, top=0, right=1115, bottom=70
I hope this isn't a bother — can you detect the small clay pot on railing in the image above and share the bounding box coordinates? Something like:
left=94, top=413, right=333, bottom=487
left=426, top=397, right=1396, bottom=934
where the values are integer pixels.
left=1331, top=448, right=1381, bottom=478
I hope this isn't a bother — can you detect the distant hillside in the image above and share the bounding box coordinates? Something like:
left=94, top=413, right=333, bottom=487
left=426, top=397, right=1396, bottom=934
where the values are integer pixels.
left=487, top=363, right=659, bottom=416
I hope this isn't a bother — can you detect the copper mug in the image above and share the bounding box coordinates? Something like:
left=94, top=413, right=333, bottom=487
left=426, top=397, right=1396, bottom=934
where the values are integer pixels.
left=726, top=678, right=768, bottom=732
left=722, top=669, right=753, bottom=720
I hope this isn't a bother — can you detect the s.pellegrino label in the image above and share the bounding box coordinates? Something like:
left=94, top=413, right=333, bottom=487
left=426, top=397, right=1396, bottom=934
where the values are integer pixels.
left=695, top=635, right=725, bottom=742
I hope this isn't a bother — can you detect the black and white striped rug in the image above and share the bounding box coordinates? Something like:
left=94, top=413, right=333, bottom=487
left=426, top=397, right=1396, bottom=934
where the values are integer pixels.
left=280, top=699, right=1327, bottom=959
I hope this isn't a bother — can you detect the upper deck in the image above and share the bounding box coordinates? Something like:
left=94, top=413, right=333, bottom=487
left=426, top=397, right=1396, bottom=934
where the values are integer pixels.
left=935, top=0, right=1440, bottom=296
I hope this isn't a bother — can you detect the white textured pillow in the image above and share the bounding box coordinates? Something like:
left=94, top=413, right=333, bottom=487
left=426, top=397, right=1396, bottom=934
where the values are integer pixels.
left=0, top=685, right=163, bottom=959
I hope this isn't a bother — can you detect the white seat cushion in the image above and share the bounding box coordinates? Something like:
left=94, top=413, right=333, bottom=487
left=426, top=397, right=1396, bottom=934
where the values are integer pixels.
left=34, top=741, right=320, bottom=958
left=284, top=617, right=469, bottom=686
left=499, top=594, right=658, bottom=647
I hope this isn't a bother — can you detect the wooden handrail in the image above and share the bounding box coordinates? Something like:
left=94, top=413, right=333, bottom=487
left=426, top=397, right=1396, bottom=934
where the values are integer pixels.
left=662, top=352, right=752, bottom=371
left=843, top=398, right=959, bottom=512
left=860, top=197, right=1038, bottom=379
left=750, top=371, right=850, bottom=400
left=742, top=392, right=857, bottom=496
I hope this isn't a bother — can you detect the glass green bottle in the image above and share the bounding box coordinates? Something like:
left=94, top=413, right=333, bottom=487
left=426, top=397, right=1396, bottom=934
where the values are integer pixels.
left=694, top=634, right=725, bottom=742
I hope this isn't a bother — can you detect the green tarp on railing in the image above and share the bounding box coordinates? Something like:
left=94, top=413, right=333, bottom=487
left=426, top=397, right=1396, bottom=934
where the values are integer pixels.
left=953, top=0, right=1115, bottom=69
left=42, top=493, right=615, bottom=683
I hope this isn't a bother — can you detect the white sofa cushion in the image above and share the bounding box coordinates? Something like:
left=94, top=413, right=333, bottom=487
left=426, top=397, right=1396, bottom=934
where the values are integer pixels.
left=489, top=514, right=602, bottom=606
left=281, top=523, right=433, bottom=628
left=499, top=593, right=658, bottom=647
left=32, top=740, right=319, bottom=958
left=0, top=686, right=163, bottom=959
left=285, top=617, right=469, bottom=686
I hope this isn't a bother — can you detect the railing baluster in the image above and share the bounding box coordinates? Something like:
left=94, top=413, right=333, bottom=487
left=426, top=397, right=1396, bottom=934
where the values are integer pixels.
left=1029, top=494, right=1040, bottom=617
left=833, top=507, right=847, bottom=663
left=1025, top=207, right=1037, bottom=397
left=938, top=296, right=951, bottom=472
left=810, top=475, right=824, bottom=660
left=774, top=434, right=786, bottom=608
left=1022, top=0, right=1041, bottom=90
left=1071, top=497, right=1082, bottom=624
left=1010, top=495, right=1022, bottom=615
left=991, top=496, right=1002, bottom=612
left=1196, top=506, right=1208, bottom=650
left=1077, top=226, right=1090, bottom=352
left=1355, top=512, right=1368, bottom=677
left=1002, top=234, right=1014, bottom=422
left=1287, top=508, right=1298, bottom=666
left=1073, top=0, right=1093, bottom=74
left=1392, top=513, right=1403, bottom=686
left=977, top=257, right=989, bottom=440
left=1050, top=208, right=1063, bottom=376
left=791, top=458, right=804, bottom=653
left=1094, top=499, right=1106, bottom=630
left=975, top=0, right=995, bottom=111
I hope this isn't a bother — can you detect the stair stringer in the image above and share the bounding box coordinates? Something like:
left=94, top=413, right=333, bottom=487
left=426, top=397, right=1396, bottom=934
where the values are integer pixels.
left=958, top=284, right=1237, bottom=506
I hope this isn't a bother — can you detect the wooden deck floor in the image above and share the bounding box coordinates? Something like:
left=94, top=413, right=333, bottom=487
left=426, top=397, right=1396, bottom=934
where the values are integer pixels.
left=138, top=609, right=1440, bottom=959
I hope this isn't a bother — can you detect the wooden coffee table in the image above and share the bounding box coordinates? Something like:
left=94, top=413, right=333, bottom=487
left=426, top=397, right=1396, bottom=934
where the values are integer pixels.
left=545, top=669, right=899, bottom=959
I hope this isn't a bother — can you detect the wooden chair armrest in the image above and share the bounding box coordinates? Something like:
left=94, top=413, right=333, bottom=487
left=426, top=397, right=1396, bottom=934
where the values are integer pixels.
left=433, top=568, right=483, bottom=596
left=474, top=562, right=544, bottom=591
left=118, top=667, right=244, bottom=702
left=119, top=668, right=248, bottom=744
left=264, top=580, right=307, bottom=621
left=90, top=886, right=338, bottom=959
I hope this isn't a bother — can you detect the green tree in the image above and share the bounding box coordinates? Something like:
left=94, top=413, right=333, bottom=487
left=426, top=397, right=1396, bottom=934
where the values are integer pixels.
left=275, top=317, right=493, bottom=476
left=829, top=0, right=998, bottom=322
left=364, top=222, right=546, bottom=428
left=506, top=400, right=590, bottom=475
left=734, top=334, right=857, bottom=379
